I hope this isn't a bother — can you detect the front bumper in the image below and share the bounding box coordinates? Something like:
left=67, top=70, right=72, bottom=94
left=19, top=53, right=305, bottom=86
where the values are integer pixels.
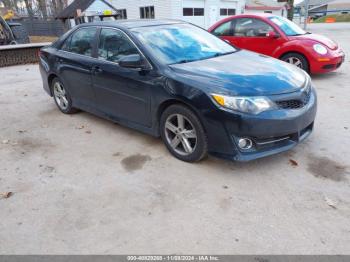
left=204, top=88, right=317, bottom=161
left=310, top=48, right=345, bottom=74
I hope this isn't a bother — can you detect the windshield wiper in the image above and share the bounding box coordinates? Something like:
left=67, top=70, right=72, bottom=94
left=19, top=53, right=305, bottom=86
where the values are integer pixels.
left=210, top=51, right=236, bottom=58
left=171, top=59, right=197, bottom=64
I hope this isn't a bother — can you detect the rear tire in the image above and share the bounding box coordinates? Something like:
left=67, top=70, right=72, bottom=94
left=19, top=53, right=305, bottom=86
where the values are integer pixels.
left=281, top=52, right=309, bottom=73
left=160, top=104, right=208, bottom=162
left=51, top=78, right=78, bottom=114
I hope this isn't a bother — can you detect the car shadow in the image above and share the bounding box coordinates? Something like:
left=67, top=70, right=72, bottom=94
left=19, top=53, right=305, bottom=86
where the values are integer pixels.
left=74, top=110, right=295, bottom=175
left=311, top=71, right=344, bottom=80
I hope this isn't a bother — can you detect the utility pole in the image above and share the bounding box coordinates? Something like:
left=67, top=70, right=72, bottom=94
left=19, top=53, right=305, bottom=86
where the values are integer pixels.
left=304, top=0, right=309, bottom=30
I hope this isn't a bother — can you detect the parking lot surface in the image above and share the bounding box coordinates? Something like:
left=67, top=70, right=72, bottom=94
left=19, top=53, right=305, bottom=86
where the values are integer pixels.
left=0, top=23, right=350, bottom=254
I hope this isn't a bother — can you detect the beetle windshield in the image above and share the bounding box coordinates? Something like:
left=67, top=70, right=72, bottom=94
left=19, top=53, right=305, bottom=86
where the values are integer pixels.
left=269, top=16, right=306, bottom=36
left=131, top=23, right=237, bottom=65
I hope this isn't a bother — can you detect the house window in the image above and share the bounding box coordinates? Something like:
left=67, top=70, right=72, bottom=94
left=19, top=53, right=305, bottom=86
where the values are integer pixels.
left=228, top=9, right=236, bottom=15
left=220, top=8, right=236, bottom=16
left=117, top=9, right=127, bottom=19
left=194, top=8, right=204, bottom=16
left=183, top=8, right=193, bottom=16
left=140, top=6, right=155, bottom=19
left=183, top=8, right=204, bottom=16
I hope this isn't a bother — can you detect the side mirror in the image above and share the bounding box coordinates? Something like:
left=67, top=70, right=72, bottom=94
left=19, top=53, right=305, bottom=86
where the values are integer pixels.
left=267, top=31, right=279, bottom=39
left=119, top=54, right=150, bottom=70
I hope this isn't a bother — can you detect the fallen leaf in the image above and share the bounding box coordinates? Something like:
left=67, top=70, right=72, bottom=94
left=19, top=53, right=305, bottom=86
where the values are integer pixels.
left=0, top=192, right=13, bottom=199
left=76, top=125, right=85, bottom=130
left=85, top=130, right=91, bottom=134
left=324, top=196, right=337, bottom=209
left=18, top=130, right=27, bottom=133
left=289, top=159, right=298, bottom=166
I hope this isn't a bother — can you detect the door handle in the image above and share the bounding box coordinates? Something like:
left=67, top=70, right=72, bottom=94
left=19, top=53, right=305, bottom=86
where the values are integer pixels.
left=91, top=66, right=103, bottom=74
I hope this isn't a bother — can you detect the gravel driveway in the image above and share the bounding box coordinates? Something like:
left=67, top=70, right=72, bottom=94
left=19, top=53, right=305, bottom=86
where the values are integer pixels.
left=0, top=23, right=349, bottom=254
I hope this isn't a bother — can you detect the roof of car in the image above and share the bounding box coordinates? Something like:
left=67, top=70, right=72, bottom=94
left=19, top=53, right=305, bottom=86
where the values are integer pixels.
left=79, top=19, right=185, bottom=29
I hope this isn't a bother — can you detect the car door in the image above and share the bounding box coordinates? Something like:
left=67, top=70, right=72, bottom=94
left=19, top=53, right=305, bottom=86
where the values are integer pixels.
left=91, top=27, right=152, bottom=127
left=231, top=18, right=282, bottom=56
left=56, top=27, right=98, bottom=109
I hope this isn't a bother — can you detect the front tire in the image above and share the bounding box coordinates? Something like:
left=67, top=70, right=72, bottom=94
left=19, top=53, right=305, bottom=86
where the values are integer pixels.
left=51, top=78, right=78, bottom=114
left=281, top=52, right=309, bottom=73
left=160, top=104, right=208, bottom=162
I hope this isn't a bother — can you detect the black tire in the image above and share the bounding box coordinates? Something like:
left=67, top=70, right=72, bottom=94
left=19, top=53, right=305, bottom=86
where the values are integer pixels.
left=9, top=24, right=29, bottom=44
left=160, top=104, right=208, bottom=162
left=51, top=78, right=78, bottom=114
left=281, top=52, right=309, bottom=73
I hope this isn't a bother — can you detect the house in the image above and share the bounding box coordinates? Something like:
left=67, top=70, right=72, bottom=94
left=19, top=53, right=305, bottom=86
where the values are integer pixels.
left=56, top=0, right=126, bottom=28
left=318, top=0, right=350, bottom=14
left=244, top=0, right=288, bottom=17
left=295, top=0, right=331, bottom=17
left=108, top=0, right=246, bottom=29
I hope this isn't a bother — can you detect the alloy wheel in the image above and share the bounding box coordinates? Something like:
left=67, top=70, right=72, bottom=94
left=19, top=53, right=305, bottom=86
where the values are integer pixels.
left=286, top=57, right=303, bottom=68
left=164, top=114, right=197, bottom=156
left=53, top=81, right=69, bottom=110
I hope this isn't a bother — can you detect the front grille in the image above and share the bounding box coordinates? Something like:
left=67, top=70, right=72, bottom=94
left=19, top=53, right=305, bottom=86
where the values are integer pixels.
left=276, top=86, right=311, bottom=109
left=276, top=99, right=304, bottom=109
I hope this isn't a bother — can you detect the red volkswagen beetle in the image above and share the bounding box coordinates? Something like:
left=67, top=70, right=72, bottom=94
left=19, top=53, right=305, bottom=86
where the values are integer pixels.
left=208, top=14, right=345, bottom=74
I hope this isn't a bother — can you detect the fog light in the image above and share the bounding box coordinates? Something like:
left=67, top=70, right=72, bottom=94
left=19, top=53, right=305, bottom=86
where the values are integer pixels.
left=238, top=138, right=253, bottom=150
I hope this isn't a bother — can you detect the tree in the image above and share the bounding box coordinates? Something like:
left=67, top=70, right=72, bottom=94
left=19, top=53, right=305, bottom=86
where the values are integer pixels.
left=23, top=0, right=34, bottom=19
left=287, top=0, right=294, bottom=21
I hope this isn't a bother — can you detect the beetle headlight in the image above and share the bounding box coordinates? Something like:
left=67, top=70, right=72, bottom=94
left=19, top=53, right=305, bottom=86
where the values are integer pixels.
left=313, top=44, right=328, bottom=55
left=211, top=94, right=276, bottom=114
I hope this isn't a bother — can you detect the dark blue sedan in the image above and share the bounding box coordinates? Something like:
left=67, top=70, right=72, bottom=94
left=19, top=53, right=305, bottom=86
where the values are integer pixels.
left=39, top=19, right=317, bottom=162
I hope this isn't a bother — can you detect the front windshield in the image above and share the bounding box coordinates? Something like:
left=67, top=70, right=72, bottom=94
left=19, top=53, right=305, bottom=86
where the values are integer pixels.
left=269, top=16, right=306, bottom=36
left=131, top=23, right=236, bottom=65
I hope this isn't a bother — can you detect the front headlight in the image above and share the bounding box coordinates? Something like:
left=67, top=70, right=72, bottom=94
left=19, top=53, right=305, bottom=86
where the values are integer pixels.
left=313, top=44, right=328, bottom=55
left=211, top=94, right=276, bottom=114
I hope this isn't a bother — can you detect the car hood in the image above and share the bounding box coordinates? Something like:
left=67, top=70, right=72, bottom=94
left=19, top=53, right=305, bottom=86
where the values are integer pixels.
left=169, top=50, right=307, bottom=96
left=290, top=33, right=338, bottom=50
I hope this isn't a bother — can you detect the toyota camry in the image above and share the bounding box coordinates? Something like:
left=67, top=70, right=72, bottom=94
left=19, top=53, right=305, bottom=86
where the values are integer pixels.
left=39, top=20, right=317, bottom=162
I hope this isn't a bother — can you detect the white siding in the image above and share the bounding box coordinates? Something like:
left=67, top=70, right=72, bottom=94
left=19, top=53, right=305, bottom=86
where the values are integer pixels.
left=109, top=0, right=172, bottom=19
left=182, top=0, right=206, bottom=28
left=108, top=0, right=246, bottom=29
left=244, top=8, right=287, bottom=17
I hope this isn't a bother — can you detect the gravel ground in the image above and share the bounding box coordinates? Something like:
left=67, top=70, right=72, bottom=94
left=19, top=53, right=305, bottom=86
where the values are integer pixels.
left=0, top=23, right=349, bottom=254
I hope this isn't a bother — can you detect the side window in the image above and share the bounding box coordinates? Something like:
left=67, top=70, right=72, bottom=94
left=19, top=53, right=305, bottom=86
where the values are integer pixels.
left=98, top=28, right=139, bottom=63
left=61, top=35, right=72, bottom=51
left=212, top=21, right=232, bottom=36
left=234, top=18, right=274, bottom=37
left=68, top=27, right=97, bottom=56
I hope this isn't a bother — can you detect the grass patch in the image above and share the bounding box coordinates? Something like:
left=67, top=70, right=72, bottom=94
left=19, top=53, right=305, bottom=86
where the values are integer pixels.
left=29, top=35, right=58, bottom=43
left=313, top=13, right=350, bottom=23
